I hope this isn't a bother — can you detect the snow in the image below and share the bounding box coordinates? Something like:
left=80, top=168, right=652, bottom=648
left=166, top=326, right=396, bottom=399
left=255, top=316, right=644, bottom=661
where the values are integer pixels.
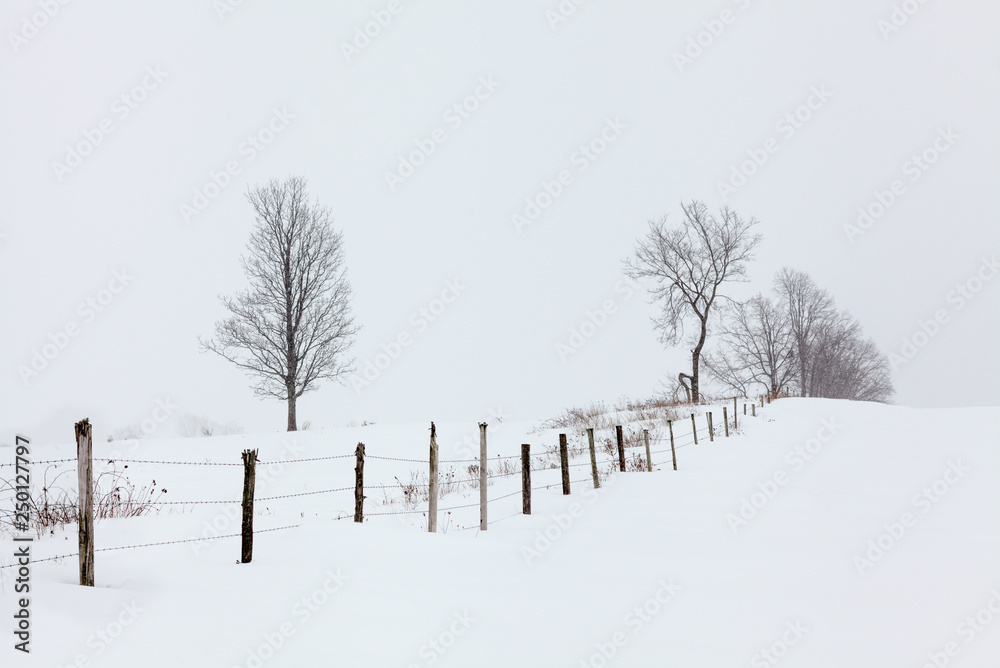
left=2, top=398, right=998, bottom=666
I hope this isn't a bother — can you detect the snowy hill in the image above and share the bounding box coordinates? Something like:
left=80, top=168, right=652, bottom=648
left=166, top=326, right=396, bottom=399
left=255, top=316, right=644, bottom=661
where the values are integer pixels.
left=1, top=398, right=998, bottom=666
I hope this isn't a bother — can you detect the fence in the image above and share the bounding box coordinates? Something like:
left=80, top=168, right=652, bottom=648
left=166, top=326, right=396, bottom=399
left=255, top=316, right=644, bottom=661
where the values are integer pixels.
left=1, top=395, right=773, bottom=583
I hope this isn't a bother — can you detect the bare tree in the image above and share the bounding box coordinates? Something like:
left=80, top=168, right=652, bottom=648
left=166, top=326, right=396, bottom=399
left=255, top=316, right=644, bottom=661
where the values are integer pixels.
left=703, top=294, right=796, bottom=398
left=625, top=201, right=762, bottom=403
left=201, top=177, right=359, bottom=431
left=773, top=268, right=836, bottom=397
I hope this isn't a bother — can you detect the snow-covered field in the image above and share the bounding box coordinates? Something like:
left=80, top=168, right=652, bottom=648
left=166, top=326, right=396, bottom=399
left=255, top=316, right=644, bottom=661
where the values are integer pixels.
left=2, top=398, right=998, bottom=666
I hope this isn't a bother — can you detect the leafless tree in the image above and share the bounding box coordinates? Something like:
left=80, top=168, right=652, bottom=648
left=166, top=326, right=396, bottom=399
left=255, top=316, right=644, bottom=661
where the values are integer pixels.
left=703, top=295, right=796, bottom=398
left=773, top=268, right=836, bottom=397
left=201, top=177, right=359, bottom=431
left=625, top=201, right=762, bottom=403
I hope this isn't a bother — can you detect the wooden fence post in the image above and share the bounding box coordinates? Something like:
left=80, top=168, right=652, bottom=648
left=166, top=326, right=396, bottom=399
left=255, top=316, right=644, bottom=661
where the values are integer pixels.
left=75, top=419, right=94, bottom=587
left=521, top=444, right=531, bottom=515
left=690, top=413, right=698, bottom=445
left=643, top=429, right=652, bottom=471
left=241, top=448, right=257, bottom=564
left=707, top=412, right=714, bottom=442
left=615, top=425, right=625, bottom=472
left=587, top=428, right=600, bottom=488
left=744, top=403, right=747, bottom=416
left=479, top=422, right=488, bottom=531
left=752, top=403, right=756, bottom=417
left=354, top=443, right=365, bottom=523
left=559, top=434, right=570, bottom=495
left=723, top=407, right=730, bottom=437
left=668, top=420, right=677, bottom=471
left=428, top=422, right=438, bottom=533
left=733, top=398, right=738, bottom=431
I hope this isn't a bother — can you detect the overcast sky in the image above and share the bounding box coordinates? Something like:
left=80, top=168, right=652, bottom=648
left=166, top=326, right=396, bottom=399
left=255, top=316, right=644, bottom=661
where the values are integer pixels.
left=2, top=0, right=997, bottom=445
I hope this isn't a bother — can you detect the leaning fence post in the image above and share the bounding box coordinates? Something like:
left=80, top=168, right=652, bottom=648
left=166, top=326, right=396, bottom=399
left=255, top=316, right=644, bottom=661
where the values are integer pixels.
left=479, top=422, right=488, bottom=530
left=559, top=434, right=570, bottom=495
left=587, top=428, right=600, bottom=488
left=615, top=425, right=625, bottom=472
left=428, top=422, right=438, bottom=533
left=354, top=443, right=365, bottom=523
left=521, top=444, right=531, bottom=515
left=241, top=448, right=258, bottom=563
left=643, top=429, right=652, bottom=471
left=75, top=419, right=95, bottom=587
left=707, top=412, right=714, bottom=442
left=690, top=413, right=698, bottom=445
left=723, top=407, right=730, bottom=437
left=668, top=420, right=677, bottom=471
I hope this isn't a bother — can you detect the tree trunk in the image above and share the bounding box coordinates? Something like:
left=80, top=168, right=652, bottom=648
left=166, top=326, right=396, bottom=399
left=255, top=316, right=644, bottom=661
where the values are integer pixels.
left=287, top=394, right=297, bottom=431
left=691, top=317, right=708, bottom=404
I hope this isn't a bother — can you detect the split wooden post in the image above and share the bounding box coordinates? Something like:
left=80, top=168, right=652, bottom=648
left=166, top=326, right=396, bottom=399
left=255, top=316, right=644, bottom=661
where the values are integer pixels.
left=75, top=419, right=95, bottom=587
left=240, top=448, right=258, bottom=564
left=723, top=407, right=730, bottom=437
left=521, top=444, right=531, bottom=515
left=587, top=428, right=600, bottom=488
left=479, top=422, right=488, bottom=531
left=354, top=443, right=365, bottom=523
left=559, top=434, right=570, bottom=495
left=615, top=425, right=625, bottom=472
left=690, top=413, right=698, bottom=445
left=707, top=412, right=714, bottom=442
left=428, top=422, right=439, bottom=533
left=668, top=420, right=677, bottom=471
left=643, top=429, right=652, bottom=471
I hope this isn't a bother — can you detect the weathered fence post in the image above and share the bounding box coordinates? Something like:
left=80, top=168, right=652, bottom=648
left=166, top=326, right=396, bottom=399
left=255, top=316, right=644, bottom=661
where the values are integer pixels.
left=690, top=413, right=698, bottom=445
left=668, top=420, right=677, bottom=471
left=587, top=428, right=600, bottom=488
left=354, top=443, right=365, bottom=523
left=733, top=398, right=738, bottom=431
left=615, top=425, right=625, bottom=472
left=479, top=422, right=488, bottom=531
left=723, top=407, right=730, bottom=437
left=521, top=444, right=531, bottom=515
left=240, top=448, right=257, bottom=564
left=75, top=419, right=94, bottom=587
left=428, top=422, right=439, bottom=533
left=752, top=403, right=756, bottom=417
left=707, top=412, right=714, bottom=442
left=744, top=403, right=747, bottom=416
left=643, top=429, right=652, bottom=471
left=559, top=434, right=571, bottom=495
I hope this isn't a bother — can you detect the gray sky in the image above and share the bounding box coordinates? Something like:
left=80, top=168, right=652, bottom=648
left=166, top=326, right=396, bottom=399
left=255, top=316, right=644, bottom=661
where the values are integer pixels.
left=2, top=0, right=998, bottom=445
